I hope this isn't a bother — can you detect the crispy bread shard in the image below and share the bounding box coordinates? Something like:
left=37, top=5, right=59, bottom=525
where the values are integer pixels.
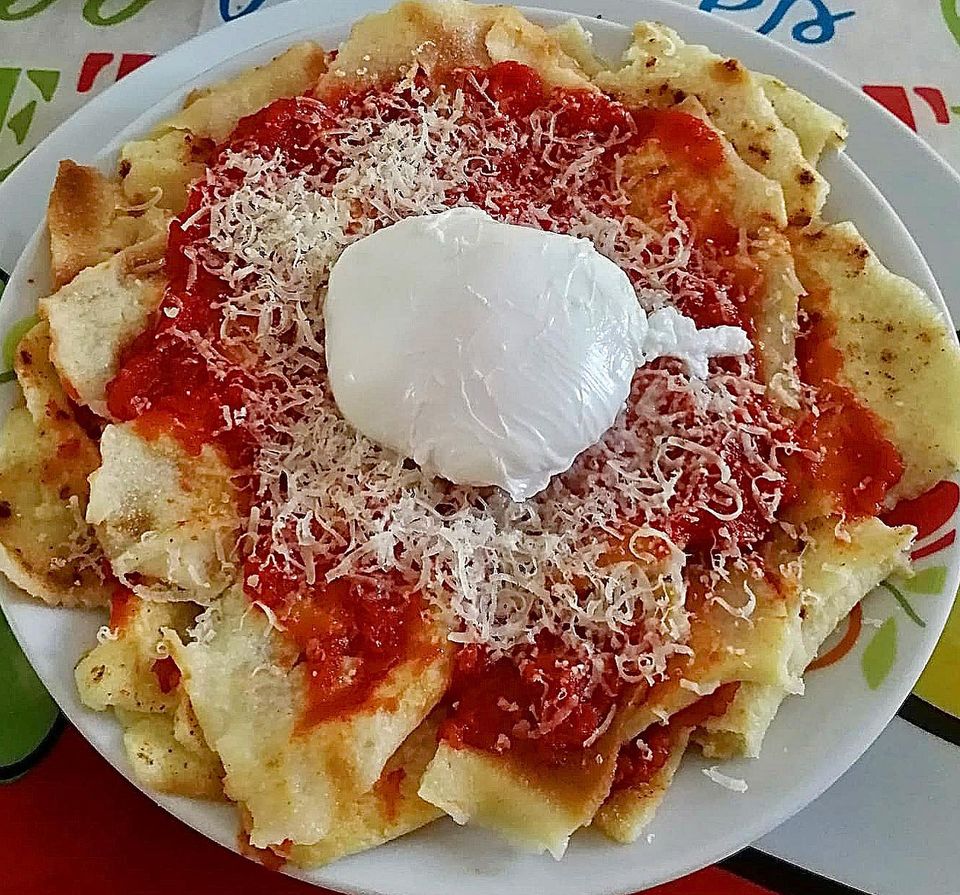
left=119, top=130, right=213, bottom=213
left=167, top=43, right=327, bottom=144
left=321, top=0, right=591, bottom=92
left=86, top=424, right=239, bottom=602
left=172, top=690, right=214, bottom=755
left=545, top=17, right=849, bottom=169
left=120, top=709, right=224, bottom=799
left=48, top=160, right=169, bottom=289
left=75, top=593, right=225, bottom=797
left=166, top=587, right=452, bottom=849
left=117, top=42, right=325, bottom=214
left=623, top=571, right=803, bottom=742
left=548, top=19, right=604, bottom=76
left=791, top=222, right=960, bottom=503
left=76, top=595, right=197, bottom=714
left=592, top=725, right=691, bottom=843
left=753, top=235, right=804, bottom=407
left=757, top=74, right=847, bottom=165
left=284, top=712, right=444, bottom=867
left=611, top=92, right=785, bottom=237
left=419, top=726, right=622, bottom=859
left=649, top=96, right=800, bottom=403
left=0, top=322, right=110, bottom=608
left=41, top=240, right=166, bottom=418
left=598, top=520, right=911, bottom=827
left=695, top=517, right=913, bottom=758
left=595, top=23, right=827, bottom=227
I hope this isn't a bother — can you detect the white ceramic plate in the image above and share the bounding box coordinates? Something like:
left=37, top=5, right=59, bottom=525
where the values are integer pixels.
left=1, top=3, right=959, bottom=894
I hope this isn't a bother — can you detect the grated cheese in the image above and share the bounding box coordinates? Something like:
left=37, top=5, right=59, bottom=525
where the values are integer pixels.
left=96, top=625, right=120, bottom=643
left=50, top=495, right=108, bottom=583
left=165, top=71, right=797, bottom=711
left=637, top=739, right=655, bottom=762
left=679, top=678, right=719, bottom=696
left=702, top=766, right=749, bottom=792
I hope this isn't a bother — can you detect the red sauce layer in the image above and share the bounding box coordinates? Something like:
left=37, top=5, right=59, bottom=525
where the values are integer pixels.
left=249, top=561, right=434, bottom=731
left=629, top=363, right=796, bottom=556
left=441, top=638, right=625, bottom=768
left=108, top=586, right=136, bottom=630
left=107, top=203, right=254, bottom=468
left=151, top=657, right=181, bottom=694
left=612, top=682, right=740, bottom=791
left=102, top=61, right=829, bottom=748
left=790, top=296, right=904, bottom=517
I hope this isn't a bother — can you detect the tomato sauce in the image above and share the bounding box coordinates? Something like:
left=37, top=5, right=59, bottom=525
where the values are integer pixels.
left=150, top=657, right=181, bottom=694
left=108, top=586, right=136, bottom=630
left=612, top=682, right=739, bottom=791
left=107, top=192, right=256, bottom=469
left=635, top=107, right=726, bottom=172
left=629, top=363, right=796, bottom=556
left=789, top=295, right=904, bottom=517
left=440, top=638, right=624, bottom=768
left=374, top=767, right=407, bottom=824
left=103, top=60, right=788, bottom=742
left=249, top=561, right=432, bottom=731
left=612, top=725, right=674, bottom=792
left=675, top=208, right=766, bottom=340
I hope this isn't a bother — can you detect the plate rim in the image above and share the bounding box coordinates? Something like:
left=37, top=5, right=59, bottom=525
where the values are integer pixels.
left=4, top=0, right=960, bottom=275
left=0, top=3, right=958, bottom=894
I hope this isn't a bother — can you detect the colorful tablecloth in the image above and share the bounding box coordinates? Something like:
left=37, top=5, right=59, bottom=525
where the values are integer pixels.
left=2, top=3, right=959, bottom=894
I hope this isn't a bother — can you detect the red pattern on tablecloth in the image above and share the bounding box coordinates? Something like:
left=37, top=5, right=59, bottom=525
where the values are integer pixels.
left=0, top=726, right=772, bottom=895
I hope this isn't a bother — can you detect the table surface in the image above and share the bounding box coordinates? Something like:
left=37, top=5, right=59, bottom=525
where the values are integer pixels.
left=1, top=3, right=959, bottom=894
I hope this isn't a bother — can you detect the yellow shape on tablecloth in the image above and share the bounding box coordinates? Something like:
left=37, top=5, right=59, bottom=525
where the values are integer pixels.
left=914, top=587, right=960, bottom=719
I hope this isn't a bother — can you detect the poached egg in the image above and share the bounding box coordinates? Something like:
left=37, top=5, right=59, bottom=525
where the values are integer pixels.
left=324, top=207, right=749, bottom=500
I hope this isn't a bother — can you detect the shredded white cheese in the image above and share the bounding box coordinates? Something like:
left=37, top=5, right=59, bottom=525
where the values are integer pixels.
left=164, top=71, right=795, bottom=709
left=96, top=625, right=120, bottom=643
left=49, top=495, right=107, bottom=583
left=702, top=765, right=749, bottom=792
left=679, top=678, right=719, bottom=696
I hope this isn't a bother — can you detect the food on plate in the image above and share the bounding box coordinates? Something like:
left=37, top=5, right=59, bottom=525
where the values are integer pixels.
left=325, top=206, right=751, bottom=500
left=2, top=0, right=959, bottom=867
left=0, top=321, right=109, bottom=608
